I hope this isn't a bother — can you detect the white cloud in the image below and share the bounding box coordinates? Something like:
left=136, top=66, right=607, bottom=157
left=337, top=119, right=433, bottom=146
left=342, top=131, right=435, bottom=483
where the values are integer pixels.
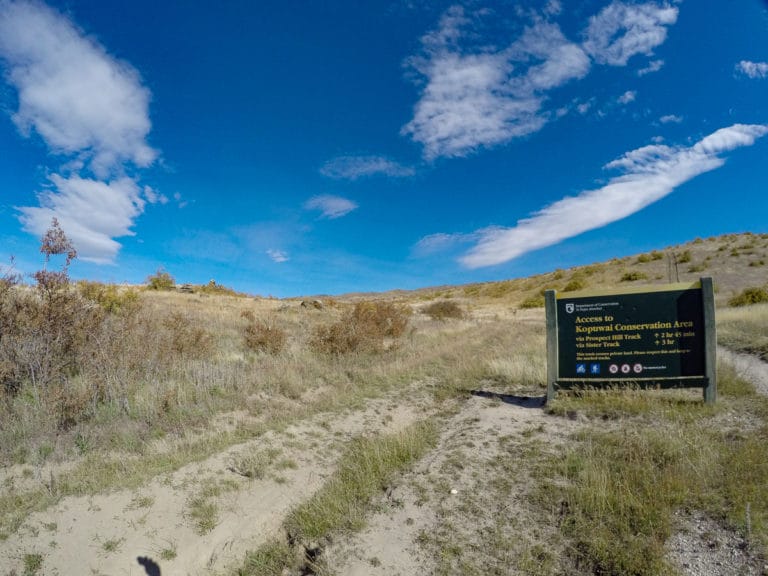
left=403, top=2, right=677, bottom=160
left=402, top=8, right=589, bottom=159
left=320, top=155, right=415, bottom=180
left=266, top=249, right=289, bottom=263
left=0, top=0, right=158, bottom=263
left=583, top=2, right=678, bottom=66
left=617, top=90, right=636, bottom=104
left=412, top=231, right=476, bottom=257
left=0, top=0, right=156, bottom=174
left=736, top=60, right=768, bottom=79
left=18, top=174, right=145, bottom=263
left=457, top=124, right=768, bottom=268
left=304, top=195, right=358, bottom=219
left=637, top=58, right=664, bottom=76
left=659, top=114, right=682, bottom=124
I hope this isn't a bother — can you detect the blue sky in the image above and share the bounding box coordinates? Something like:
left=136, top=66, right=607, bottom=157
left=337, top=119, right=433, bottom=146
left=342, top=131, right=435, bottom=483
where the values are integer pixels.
left=1, top=0, right=767, bottom=297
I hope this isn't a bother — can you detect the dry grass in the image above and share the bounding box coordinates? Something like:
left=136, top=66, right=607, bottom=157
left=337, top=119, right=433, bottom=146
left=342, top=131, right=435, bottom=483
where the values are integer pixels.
left=718, top=302, right=768, bottom=361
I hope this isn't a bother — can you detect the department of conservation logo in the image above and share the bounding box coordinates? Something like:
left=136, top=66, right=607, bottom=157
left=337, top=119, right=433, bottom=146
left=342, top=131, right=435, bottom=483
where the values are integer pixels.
left=565, top=303, right=574, bottom=314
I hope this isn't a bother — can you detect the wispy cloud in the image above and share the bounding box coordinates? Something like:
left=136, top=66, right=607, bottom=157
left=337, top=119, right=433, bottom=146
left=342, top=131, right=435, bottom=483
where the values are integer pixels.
left=320, top=155, right=415, bottom=180
left=452, top=124, right=767, bottom=268
left=412, top=231, right=477, bottom=257
left=304, top=194, right=358, bottom=219
left=637, top=59, right=664, bottom=76
left=0, top=0, right=158, bottom=262
left=403, top=2, right=678, bottom=160
left=582, top=2, right=678, bottom=66
left=617, top=90, right=636, bottom=104
left=266, top=249, right=289, bottom=263
left=659, top=114, right=682, bottom=124
left=736, top=60, right=768, bottom=79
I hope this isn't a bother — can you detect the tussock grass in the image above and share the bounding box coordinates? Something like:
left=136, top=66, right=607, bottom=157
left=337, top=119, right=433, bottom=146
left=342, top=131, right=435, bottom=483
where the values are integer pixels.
left=287, top=419, right=438, bottom=541
left=718, top=302, right=768, bottom=360
left=543, top=363, right=768, bottom=574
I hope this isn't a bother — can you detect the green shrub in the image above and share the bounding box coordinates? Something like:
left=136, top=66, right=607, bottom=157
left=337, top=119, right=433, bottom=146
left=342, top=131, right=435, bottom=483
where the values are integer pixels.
left=196, top=279, right=242, bottom=297
left=563, top=274, right=587, bottom=292
left=423, top=300, right=464, bottom=320
left=677, top=250, right=692, bottom=263
left=620, top=271, right=647, bottom=282
left=310, top=301, right=411, bottom=354
left=146, top=268, right=175, bottom=291
left=77, top=281, right=140, bottom=314
left=728, top=287, right=768, bottom=307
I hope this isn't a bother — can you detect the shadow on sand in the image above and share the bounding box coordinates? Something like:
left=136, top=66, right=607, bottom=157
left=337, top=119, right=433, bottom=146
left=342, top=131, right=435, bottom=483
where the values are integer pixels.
left=137, top=556, right=161, bottom=576
left=469, top=390, right=546, bottom=408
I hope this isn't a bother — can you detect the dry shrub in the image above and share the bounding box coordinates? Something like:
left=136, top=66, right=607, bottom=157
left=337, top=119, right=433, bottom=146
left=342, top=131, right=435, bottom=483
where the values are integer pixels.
left=243, top=313, right=287, bottom=355
left=423, top=300, right=465, bottom=320
left=519, top=293, right=545, bottom=309
left=310, top=301, right=411, bottom=354
left=563, top=273, right=587, bottom=292
left=162, top=312, right=215, bottom=358
left=77, top=281, right=140, bottom=314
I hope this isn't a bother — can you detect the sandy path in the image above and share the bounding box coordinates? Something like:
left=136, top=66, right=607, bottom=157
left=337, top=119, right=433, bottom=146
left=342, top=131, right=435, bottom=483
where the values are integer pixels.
left=718, top=345, right=768, bottom=397
left=1, top=395, right=431, bottom=576
left=326, top=391, right=580, bottom=575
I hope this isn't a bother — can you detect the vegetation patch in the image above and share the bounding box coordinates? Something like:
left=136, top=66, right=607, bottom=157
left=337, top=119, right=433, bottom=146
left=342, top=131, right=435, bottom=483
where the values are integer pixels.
left=422, top=300, right=465, bottom=321
left=309, top=301, right=411, bottom=354
left=728, top=286, right=768, bottom=307
left=239, top=420, right=438, bottom=575
left=542, top=367, right=768, bottom=575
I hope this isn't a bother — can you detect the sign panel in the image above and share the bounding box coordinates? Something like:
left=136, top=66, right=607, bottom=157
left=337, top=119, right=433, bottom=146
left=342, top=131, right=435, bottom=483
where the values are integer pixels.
left=556, top=285, right=705, bottom=380
left=545, top=278, right=716, bottom=403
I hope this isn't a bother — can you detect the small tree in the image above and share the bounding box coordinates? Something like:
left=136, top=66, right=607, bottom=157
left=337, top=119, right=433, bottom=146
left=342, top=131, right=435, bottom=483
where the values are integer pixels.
left=146, top=268, right=176, bottom=290
left=33, top=217, right=77, bottom=293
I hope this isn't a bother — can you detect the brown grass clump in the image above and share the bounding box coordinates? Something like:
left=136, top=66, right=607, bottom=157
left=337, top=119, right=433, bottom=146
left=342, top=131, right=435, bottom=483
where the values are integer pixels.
left=310, top=301, right=411, bottom=354
left=422, top=300, right=465, bottom=320
left=242, top=311, right=287, bottom=354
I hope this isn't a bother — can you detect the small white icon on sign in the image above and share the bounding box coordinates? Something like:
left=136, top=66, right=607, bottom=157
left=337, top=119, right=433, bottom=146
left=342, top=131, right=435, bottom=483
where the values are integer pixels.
left=621, top=364, right=631, bottom=374
left=609, top=364, right=619, bottom=374
left=633, top=363, right=643, bottom=374
left=565, top=303, right=574, bottom=314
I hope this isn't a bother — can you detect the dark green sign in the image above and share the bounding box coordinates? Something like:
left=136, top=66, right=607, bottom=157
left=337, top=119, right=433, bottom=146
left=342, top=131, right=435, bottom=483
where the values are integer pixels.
left=545, top=279, right=716, bottom=403
left=557, top=286, right=704, bottom=379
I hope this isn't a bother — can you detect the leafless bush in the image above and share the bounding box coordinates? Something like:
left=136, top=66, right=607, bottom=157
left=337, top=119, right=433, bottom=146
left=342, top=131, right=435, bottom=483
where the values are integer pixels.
left=310, top=301, right=411, bottom=354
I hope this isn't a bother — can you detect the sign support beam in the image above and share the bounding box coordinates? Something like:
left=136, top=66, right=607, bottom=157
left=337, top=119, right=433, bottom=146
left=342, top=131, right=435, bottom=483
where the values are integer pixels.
left=545, top=289, right=558, bottom=403
left=701, top=277, right=717, bottom=404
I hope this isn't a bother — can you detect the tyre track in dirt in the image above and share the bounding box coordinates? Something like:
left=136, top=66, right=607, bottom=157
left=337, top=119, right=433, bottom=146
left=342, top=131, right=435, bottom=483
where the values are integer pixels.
left=0, top=391, right=434, bottom=576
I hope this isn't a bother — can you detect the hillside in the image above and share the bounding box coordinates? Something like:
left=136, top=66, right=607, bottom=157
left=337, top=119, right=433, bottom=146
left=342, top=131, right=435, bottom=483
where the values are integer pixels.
left=0, top=232, right=767, bottom=576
